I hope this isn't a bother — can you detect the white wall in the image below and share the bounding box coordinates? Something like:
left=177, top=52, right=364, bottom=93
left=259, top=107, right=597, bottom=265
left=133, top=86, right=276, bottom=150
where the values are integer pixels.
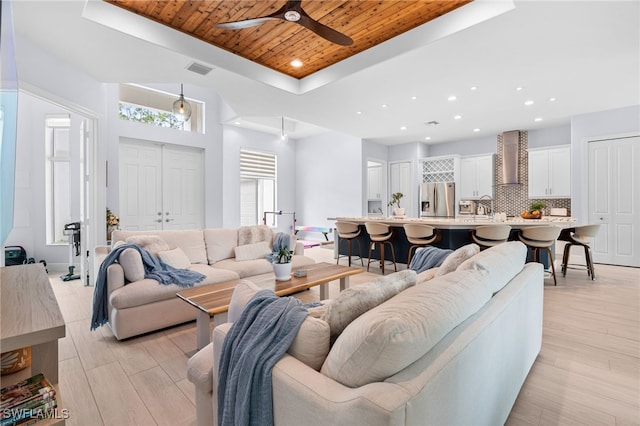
left=527, top=125, right=571, bottom=149
left=222, top=126, right=297, bottom=232
left=296, top=132, right=363, bottom=240
left=571, top=105, right=640, bottom=223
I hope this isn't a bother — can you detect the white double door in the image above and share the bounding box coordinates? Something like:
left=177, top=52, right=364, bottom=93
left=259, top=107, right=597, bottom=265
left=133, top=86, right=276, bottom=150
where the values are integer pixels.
left=588, top=135, right=640, bottom=267
left=119, top=139, right=204, bottom=231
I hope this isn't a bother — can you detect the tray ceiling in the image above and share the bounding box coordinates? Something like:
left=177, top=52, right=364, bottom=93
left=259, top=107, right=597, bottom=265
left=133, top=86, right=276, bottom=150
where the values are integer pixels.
left=105, top=0, right=472, bottom=79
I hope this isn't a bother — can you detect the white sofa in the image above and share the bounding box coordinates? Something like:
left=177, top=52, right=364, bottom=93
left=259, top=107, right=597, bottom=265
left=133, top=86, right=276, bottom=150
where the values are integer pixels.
left=95, top=226, right=315, bottom=340
left=187, top=241, right=544, bottom=425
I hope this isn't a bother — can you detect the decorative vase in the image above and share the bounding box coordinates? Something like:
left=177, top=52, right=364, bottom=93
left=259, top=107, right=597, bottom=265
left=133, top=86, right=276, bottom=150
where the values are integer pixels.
left=107, top=226, right=117, bottom=241
left=394, top=207, right=405, bottom=216
left=272, top=262, right=292, bottom=281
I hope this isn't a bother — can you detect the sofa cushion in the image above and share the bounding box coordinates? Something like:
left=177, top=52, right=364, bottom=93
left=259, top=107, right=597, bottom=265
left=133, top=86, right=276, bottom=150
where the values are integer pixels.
left=238, top=225, right=272, bottom=246
left=125, top=235, right=170, bottom=257
left=457, top=241, right=527, bottom=294
left=321, top=269, right=492, bottom=388
left=158, top=247, right=191, bottom=269
left=119, top=248, right=144, bottom=282
left=110, top=265, right=238, bottom=309
left=204, top=228, right=238, bottom=264
left=212, top=255, right=315, bottom=279
left=234, top=241, right=272, bottom=262
left=114, top=230, right=207, bottom=264
left=227, top=279, right=330, bottom=370
left=416, top=267, right=439, bottom=283
left=435, top=243, right=480, bottom=276
left=321, top=270, right=417, bottom=342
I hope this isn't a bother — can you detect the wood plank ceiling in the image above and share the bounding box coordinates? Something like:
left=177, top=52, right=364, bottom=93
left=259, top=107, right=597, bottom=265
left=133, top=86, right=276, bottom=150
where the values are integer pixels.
left=105, top=0, right=472, bottom=79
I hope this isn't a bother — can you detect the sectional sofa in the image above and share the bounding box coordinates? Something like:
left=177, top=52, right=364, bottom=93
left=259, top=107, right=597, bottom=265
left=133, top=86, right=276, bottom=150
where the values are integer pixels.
left=187, top=241, right=544, bottom=425
left=94, top=226, right=314, bottom=340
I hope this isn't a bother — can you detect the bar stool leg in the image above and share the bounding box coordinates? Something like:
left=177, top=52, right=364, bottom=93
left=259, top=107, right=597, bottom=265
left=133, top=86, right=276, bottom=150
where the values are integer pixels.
left=562, top=242, right=572, bottom=277
left=355, top=240, right=364, bottom=266
left=545, top=247, right=557, bottom=286
left=366, top=241, right=374, bottom=272
left=388, top=241, right=397, bottom=272
left=380, top=242, right=385, bottom=275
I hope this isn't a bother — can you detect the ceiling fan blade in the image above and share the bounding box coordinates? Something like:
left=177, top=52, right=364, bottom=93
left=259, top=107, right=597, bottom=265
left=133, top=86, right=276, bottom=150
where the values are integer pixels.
left=215, top=1, right=290, bottom=30
left=297, top=12, right=353, bottom=46
left=215, top=17, right=279, bottom=30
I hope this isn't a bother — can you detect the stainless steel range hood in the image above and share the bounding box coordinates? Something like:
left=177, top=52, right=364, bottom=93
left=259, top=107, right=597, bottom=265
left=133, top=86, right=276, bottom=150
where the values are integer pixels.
left=501, top=130, right=521, bottom=185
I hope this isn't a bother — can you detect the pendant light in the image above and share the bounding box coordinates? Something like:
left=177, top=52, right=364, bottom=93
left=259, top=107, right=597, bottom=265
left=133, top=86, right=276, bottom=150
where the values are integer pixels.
left=172, top=84, right=192, bottom=122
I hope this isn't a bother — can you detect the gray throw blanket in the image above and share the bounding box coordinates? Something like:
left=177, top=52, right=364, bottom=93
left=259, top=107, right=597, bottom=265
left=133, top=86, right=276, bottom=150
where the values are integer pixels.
left=90, top=243, right=206, bottom=331
left=217, top=289, right=307, bottom=426
left=409, top=246, right=453, bottom=273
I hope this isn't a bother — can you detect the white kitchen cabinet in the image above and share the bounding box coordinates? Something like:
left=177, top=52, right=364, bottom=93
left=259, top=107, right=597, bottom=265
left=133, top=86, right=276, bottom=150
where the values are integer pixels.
left=367, top=165, right=382, bottom=200
left=528, top=145, right=571, bottom=198
left=459, top=154, right=494, bottom=199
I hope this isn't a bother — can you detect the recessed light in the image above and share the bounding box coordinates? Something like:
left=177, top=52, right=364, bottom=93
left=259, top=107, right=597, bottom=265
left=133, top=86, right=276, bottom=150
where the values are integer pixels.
left=381, top=104, right=388, bottom=108
left=400, top=126, right=407, bottom=130
left=534, top=117, right=543, bottom=122
left=234, top=121, right=241, bottom=125
left=425, top=136, right=431, bottom=141
left=470, top=86, right=478, bottom=91
left=524, top=100, right=534, bottom=106
left=411, top=96, right=417, bottom=100
left=473, top=128, right=480, bottom=132
left=454, top=115, right=462, bottom=120
left=516, top=86, right=524, bottom=91
left=448, top=95, right=457, bottom=101
left=549, top=97, right=557, bottom=102
left=290, top=59, right=303, bottom=67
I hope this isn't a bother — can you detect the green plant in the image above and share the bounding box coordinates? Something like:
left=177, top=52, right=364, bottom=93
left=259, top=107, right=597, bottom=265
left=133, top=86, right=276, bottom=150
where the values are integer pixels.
left=269, top=247, right=293, bottom=264
left=529, top=201, right=546, bottom=212
left=387, top=192, right=404, bottom=208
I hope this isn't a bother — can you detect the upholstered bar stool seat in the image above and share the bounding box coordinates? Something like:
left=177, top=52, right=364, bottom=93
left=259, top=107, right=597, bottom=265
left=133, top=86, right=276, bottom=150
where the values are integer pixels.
left=335, top=221, right=364, bottom=267
left=471, top=225, right=512, bottom=250
left=518, top=226, right=562, bottom=285
left=403, top=223, right=440, bottom=264
left=559, top=224, right=601, bottom=280
left=364, top=222, right=397, bottom=275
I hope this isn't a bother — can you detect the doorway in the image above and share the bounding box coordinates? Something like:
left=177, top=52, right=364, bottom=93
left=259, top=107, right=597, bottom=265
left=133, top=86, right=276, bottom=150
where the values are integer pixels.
left=587, top=135, right=640, bottom=267
left=119, top=138, right=204, bottom=231
left=389, top=161, right=412, bottom=217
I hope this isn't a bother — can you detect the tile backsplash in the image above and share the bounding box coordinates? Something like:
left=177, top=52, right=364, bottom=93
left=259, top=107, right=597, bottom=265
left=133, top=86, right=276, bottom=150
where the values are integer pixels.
left=476, top=131, right=571, bottom=217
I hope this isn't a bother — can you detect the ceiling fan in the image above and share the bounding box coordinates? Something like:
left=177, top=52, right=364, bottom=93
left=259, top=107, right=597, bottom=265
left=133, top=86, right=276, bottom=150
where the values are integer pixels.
left=215, top=0, right=354, bottom=46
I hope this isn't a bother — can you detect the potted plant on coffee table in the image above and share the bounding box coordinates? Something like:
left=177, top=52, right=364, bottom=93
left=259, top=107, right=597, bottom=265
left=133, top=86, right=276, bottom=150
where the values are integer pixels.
left=388, top=192, right=405, bottom=216
left=268, top=246, right=294, bottom=281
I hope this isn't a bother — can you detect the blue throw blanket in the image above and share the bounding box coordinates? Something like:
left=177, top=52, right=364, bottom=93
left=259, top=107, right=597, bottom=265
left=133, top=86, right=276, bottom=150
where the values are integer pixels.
left=217, top=289, right=307, bottom=426
left=409, top=246, right=453, bottom=273
left=272, top=232, right=291, bottom=252
left=90, top=243, right=206, bottom=331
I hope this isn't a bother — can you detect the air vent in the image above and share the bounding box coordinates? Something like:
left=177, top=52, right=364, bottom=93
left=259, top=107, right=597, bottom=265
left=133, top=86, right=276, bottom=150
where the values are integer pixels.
left=425, top=121, right=440, bottom=126
left=186, top=62, right=213, bottom=76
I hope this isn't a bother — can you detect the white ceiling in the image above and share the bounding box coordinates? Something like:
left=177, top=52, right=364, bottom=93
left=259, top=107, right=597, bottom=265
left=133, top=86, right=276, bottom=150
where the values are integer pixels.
left=11, top=0, right=640, bottom=145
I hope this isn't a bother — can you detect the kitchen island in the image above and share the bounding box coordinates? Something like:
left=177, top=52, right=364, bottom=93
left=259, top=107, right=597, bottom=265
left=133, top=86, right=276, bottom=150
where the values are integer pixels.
left=328, top=216, right=575, bottom=265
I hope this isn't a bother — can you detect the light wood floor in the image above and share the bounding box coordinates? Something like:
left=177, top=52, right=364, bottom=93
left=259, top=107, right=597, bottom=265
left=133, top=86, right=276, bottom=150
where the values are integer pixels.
left=43, top=245, right=639, bottom=426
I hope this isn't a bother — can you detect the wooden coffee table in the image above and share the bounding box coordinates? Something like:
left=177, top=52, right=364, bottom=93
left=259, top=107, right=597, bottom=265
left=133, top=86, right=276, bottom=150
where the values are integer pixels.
left=177, top=262, right=364, bottom=349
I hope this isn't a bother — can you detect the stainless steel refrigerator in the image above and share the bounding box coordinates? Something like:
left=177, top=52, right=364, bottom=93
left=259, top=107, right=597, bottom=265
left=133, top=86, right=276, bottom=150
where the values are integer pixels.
left=420, top=182, right=456, bottom=217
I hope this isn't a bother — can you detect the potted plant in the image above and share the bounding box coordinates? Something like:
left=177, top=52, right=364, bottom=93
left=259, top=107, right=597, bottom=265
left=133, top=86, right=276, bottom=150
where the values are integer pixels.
left=388, top=192, right=405, bottom=216
left=267, top=246, right=294, bottom=281
left=106, top=208, right=120, bottom=240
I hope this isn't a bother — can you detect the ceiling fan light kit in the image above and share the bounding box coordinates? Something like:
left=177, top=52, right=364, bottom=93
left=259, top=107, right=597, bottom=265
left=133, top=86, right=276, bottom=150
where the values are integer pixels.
left=215, top=0, right=354, bottom=46
left=172, top=83, right=192, bottom=122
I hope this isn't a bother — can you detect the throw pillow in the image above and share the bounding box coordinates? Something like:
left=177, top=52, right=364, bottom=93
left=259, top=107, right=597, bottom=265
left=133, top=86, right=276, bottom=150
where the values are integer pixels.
left=157, top=247, right=191, bottom=269
left=227, top=279, right=330, bottom=370
left=118, top=248, right=144, bottom=282
left=416, top=267, right=439, bottom=283
left=321, top=270, right=417, bottom=342
left=321, top=269, right=492, bottom=388
left=457, top=241, right=527, bottom=294
left=435, top=243, right=480, bottom=276
left=125, top=235, right=170, bottom=257
left=233, top=241, right=272, bottom=262
left=237, top=225, right=272, bottom=246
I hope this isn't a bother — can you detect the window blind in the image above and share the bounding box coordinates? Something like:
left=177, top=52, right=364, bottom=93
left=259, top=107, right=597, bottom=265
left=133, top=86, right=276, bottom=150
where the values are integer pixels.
left=240, top=149, right=276, bottom=179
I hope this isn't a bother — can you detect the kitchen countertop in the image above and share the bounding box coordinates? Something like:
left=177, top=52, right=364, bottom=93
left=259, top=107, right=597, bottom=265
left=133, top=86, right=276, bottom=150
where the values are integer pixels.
left=328, top=216, right=576, bottom=229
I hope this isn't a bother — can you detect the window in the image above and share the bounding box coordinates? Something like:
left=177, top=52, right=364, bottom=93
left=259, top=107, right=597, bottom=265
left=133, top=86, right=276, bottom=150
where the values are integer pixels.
left=45, top=115, right=71, bottom=244
left=118, top=84, right=204, bottom=133
left=240, top=149, right=276, bottom=226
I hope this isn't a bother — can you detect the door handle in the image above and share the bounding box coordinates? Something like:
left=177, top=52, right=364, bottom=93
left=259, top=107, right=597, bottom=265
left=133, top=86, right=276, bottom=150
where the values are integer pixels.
left=155, top=219, right=162, bottom=223
left=165, top=219, right=175, bottom=222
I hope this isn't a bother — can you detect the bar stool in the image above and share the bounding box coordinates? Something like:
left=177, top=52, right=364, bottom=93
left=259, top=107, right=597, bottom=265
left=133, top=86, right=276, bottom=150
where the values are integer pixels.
left=403, top=223, right=440, bottom=265
left=334, top=221, right=364, bottom=267
left=364, top=222, right=397, bottom=275
left=518, top=226, right=562, bottom=285
left=471, top=225, right=512, bottom=250
left=558, top=224, right=601, bottom=280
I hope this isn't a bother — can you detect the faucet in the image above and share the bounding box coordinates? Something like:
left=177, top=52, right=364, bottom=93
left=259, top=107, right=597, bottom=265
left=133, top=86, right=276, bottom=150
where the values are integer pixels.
left=478, top=195, right=494, bottom=219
